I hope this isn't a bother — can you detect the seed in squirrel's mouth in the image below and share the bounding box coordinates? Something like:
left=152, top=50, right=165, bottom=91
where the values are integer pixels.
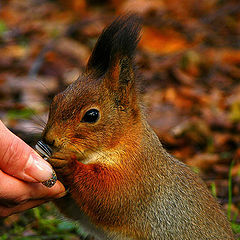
left=35, top=140, right=52, bottom=160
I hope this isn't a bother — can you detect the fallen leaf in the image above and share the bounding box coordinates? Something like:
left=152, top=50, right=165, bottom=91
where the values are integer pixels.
left=186, top=153, right=219, bottom=170
left=139, top=27, right=190, bottom=55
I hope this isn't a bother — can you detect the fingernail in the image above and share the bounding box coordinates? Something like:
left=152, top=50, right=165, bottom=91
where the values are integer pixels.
left=24, top=154, right=54, bottom=182
left=42, top=171, right=57, bottom=188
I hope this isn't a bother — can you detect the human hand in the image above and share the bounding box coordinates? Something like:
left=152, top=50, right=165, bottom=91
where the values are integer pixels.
left=0, top=120, right=65, bottom=218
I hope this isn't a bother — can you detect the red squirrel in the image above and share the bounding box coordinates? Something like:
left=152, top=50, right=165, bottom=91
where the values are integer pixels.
left=36, top=15, right=235, bottom=240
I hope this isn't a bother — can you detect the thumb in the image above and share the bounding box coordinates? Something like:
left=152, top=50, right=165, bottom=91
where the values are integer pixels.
left=0, top=121, right=54, bottom=183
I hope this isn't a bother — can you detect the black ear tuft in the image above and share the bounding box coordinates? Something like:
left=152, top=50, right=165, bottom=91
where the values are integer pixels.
left=86, top=14, right=141, bottom=77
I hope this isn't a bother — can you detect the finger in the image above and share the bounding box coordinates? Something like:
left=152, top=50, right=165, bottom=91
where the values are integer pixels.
left=0, top=121, right=54, bottom=183
left=0, top=199, right=49, bottom=218
left=0, top=170, right=66, bottom=206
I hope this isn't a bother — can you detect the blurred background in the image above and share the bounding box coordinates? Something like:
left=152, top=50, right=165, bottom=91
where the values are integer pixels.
left=0, top=0, right=240, bottom=239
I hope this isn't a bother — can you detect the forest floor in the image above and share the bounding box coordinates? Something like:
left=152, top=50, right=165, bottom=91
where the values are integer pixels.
left=0, top=0, right=240, bottom=239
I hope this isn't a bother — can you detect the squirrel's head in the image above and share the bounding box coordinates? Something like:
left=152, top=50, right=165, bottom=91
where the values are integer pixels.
left=41, top=15, right=143, bottom=162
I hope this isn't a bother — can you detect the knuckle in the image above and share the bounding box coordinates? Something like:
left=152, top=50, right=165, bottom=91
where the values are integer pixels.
left=0, top=197, right=27, bottom=208
left=0, top=176, right=10, bottom=196
left=2, top=136, right=29, bottom=171
left=0, top=173, right=5, bottom=189
left=14, top=195, right=28, bottom=205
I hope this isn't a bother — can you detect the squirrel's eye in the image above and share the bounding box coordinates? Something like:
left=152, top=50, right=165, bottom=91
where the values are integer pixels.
left=81, top=109, right=100, bottom=123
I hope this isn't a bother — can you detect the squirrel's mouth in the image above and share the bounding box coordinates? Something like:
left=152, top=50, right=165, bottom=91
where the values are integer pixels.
left=35, top=140, right=53, bottom=160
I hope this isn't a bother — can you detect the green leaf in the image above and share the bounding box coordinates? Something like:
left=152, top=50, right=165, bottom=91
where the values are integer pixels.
left=231, top=222, right=240, bottom=233
left=229, top=102, right=240, bottom=123
left=210, top=182, right=217, bottom=198
left=7, top=108, right=36, bottom=120
left=0, top=234, right=8, bottom=240
left=0, top=20, right=7, bottom=36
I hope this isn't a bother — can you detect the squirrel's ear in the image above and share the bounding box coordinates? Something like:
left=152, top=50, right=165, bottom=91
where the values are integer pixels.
left=86, top=14, right=141, bottom=103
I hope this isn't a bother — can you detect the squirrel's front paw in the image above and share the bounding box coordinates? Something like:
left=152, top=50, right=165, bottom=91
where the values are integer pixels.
left=49, top=152, right=69, bottom=167
left=48, top=152, right=77, bottom=175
